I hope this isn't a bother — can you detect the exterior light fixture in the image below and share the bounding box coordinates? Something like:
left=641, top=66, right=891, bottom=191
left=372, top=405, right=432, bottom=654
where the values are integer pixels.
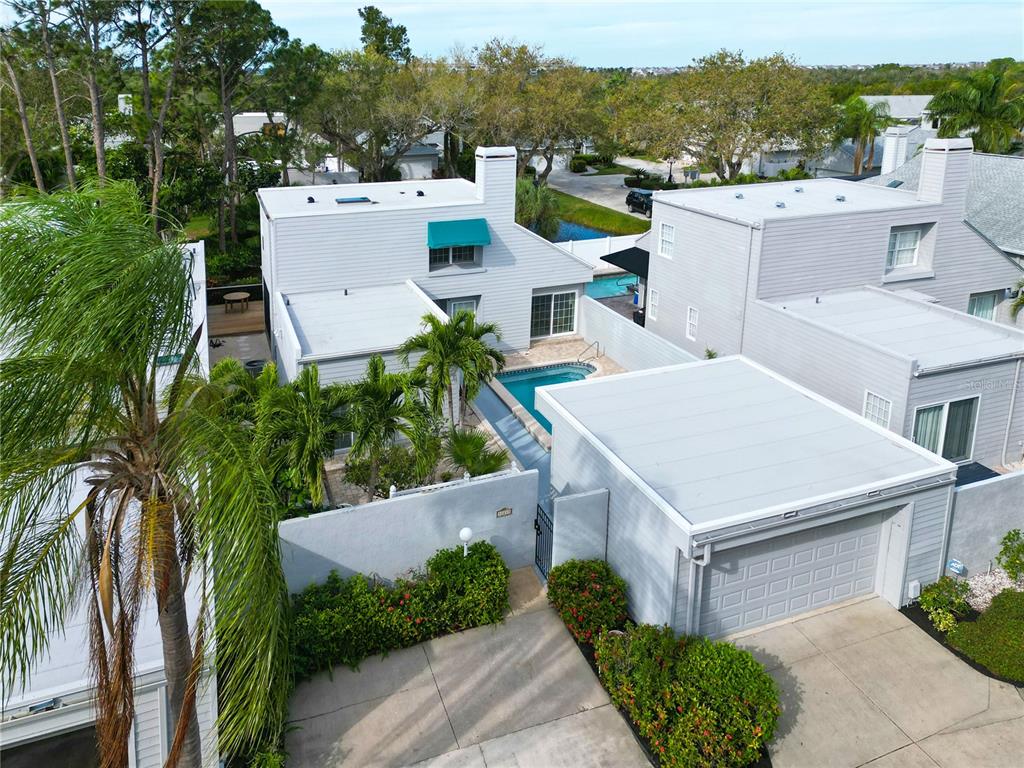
left=459, top=527, right=473, bottom=557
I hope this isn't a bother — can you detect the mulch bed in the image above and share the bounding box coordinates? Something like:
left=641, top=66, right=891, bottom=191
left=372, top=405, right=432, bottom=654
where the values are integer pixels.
left=900, top=602, right=1023, bottom=688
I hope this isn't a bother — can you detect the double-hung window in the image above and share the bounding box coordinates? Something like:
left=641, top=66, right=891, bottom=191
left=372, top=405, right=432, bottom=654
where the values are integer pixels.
left=429, top=245, right=477, bottom=270
left=863, top=391, right=893, bottom=429
left=658, top=223, right=675, bottom=258
left=648, top=289, right=660, bottom=321
left=913, top=397, right=979, bottom=462
left=886, top=228, right=921, bottom=269
left=531, top=291, right=576, bottom=337
left=686, top=306, right=699, bottom=341
left=967, top=291, right=1000, bottom=321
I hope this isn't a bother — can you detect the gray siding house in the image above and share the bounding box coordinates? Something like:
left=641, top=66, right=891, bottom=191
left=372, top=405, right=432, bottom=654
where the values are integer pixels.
left=537, top=358, right=956, bottom=637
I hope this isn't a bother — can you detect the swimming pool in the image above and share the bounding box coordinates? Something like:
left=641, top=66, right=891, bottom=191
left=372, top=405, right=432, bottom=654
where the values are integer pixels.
left=585, top=273, right=638, bottom=299
left=497, top=363, right=595, bottom=433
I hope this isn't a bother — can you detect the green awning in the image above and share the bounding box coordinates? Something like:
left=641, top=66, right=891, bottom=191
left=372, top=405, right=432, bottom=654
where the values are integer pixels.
left=427, top=218, right=491, bottom=249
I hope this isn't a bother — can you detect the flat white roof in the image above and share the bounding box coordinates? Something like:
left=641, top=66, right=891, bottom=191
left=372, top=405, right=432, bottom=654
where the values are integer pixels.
left=773, top=288, right=1024, bottom=371
left=655, top=178, right=931, bottom=225
left=283, top=281, right=441, bottom=360
left=537, top=357, right=951, bottom=531
left=257, top=177, right=478, bottom=219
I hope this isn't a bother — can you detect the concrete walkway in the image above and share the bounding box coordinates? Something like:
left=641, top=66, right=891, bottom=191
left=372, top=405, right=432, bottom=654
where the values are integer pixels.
left=285, top=569, right=648, bottom=768
left=729, top=596, right=1024, bottom=768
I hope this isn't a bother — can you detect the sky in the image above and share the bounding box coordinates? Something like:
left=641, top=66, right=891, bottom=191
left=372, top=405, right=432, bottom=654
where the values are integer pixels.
left=261, top=0, right=1024, bottom=67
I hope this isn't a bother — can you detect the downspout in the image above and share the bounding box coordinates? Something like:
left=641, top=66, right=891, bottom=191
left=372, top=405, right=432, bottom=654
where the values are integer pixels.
left=1002, top=358, right=1022, bottom=466
left=688, top=543, right=711, bottom=634
left=738, top=224, right=756, bottom=353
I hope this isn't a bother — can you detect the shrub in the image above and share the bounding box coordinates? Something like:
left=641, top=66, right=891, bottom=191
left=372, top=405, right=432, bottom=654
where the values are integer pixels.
left=948, top=588, right=1024, bottom=683
left=624, top=176, right=641, bottom=188
left=546, top=559, right=628, bottom=643
left=569, top=156, right=589, bottom=173
left=996, top=529, right=1024, bottom=581
left=343, top=444, right=423, bottom=498
left=290, top=542, right=509, bottom=680
left=595, top=625, right=780, bottom=768
left=523, top=164, right=537, bottom=176
left=919, top=576, right=971, bottom=632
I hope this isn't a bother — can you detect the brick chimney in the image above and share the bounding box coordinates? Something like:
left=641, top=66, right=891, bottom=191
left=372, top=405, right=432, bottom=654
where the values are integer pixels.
left=474, top=146, right=517, bottom=217
left=916, top=137, right=972, bottom=211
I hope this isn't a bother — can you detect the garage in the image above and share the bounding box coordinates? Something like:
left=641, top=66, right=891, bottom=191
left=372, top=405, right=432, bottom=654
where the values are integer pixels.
left=698, top=512, right=884, bottom=636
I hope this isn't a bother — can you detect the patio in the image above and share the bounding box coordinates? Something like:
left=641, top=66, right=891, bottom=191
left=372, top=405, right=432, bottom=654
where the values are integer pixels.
left=207, top=299, right=265, bottom=337
left=505, top=336, right=626, bottom=378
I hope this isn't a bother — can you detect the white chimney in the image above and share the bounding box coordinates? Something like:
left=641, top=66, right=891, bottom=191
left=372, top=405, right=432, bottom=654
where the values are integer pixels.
left=916, top=137, right=972, bottom=211
left=474, top=146, right=517, bottom=216
left=117, top=93, right=133, bottom=116
left=881, top=125, right=912, bottom=175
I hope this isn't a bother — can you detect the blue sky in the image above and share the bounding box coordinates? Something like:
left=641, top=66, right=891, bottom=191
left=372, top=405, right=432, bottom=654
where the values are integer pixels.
left=261, top=0, right=1023, bottom=67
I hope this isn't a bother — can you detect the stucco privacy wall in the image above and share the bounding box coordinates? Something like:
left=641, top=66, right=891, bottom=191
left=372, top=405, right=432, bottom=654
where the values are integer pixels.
left=278, top=469, right=538, bottom=592
left=552, top=488, right=609, bottom=567
left=577, top=296, right=697, bottom=370
left=946, top=471, right=1024, bottom=576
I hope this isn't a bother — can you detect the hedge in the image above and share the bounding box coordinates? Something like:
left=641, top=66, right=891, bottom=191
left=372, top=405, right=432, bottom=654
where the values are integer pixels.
left=290, top=541, right=510, bottom=679
left=547, top=559, right=628, bottom=643
left=947, top=588, right=1024, bottom=683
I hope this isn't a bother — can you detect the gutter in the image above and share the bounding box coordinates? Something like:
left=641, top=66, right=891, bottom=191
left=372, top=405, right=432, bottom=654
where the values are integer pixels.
left=914, top=351, right=1024, bottom=376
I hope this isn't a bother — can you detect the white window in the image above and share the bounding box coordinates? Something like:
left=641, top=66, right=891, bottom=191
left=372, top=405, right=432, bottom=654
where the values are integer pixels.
left=863, top=391, right=893, bottom=429
left=886, top=227, right=921, bottom=269
left=447, top=297, right=478, bottom=317
left=531, top=291, right=576, bottom=337
left=429, top=245, right=477, bottom=270
left=648, top=289, right=660, bottom=321
left=967, top=291, right=1000, bottom=321
left=658, top=223, right=675, bottom=258
left=686, top=306, right=698, bottom=341
left=913, top=397, right=979, bottom=462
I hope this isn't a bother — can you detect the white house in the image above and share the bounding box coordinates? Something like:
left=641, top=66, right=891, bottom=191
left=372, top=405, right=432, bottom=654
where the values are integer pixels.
left=257, top=146, right=594, bottom=384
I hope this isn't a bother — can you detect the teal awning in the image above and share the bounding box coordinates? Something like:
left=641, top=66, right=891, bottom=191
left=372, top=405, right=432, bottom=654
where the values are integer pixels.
left=427, top=218, right=491, bottom=249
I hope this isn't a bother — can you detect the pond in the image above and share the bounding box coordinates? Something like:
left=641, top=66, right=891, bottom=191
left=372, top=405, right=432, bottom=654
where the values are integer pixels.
left=554, top=220, right=610, bottom=242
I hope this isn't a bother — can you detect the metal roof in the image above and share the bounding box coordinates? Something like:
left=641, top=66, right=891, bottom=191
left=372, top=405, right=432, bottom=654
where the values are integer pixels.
left=537, top=357, right=951, bottom=531
left=772, top=288, right=1024, bottom=371
left=861, top=95, right=933, bottom=121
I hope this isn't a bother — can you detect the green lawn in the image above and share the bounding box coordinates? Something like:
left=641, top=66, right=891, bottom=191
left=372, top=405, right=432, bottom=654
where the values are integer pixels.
left=583, top=164, right=637, bottom=177
left=184, top=214, right=213, bottom=240
left=550, top=189, right=650, bottom=236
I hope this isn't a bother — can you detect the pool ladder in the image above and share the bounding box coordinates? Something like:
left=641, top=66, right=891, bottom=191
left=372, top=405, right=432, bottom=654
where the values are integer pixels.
left=577, top=340, right=601, bottom=364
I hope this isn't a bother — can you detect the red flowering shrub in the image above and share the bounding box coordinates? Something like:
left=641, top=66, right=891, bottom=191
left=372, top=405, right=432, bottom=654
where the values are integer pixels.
left=546, top=559, right=628, bottom=644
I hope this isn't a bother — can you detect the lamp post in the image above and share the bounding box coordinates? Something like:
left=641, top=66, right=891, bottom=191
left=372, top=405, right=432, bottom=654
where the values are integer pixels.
left=459, top=527, right=473, bottom=557
left=667, top=158, right=676, bottom=184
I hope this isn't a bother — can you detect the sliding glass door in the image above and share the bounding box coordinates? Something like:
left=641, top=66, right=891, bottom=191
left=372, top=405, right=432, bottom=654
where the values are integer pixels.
left=531, top=291, right=577, bottom=338
left=913, top=397, right=978, bottom=462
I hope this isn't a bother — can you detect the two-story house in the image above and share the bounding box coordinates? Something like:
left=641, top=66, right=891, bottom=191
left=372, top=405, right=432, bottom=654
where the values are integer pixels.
left=256, top=146, right=593, bottom=384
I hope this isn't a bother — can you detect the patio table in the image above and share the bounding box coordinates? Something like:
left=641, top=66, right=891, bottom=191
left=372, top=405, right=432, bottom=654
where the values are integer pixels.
left=224, top=291, right=250, bottom=313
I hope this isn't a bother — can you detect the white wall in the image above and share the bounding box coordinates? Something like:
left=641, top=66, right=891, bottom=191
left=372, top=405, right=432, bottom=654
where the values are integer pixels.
left=577, top=296, right=697, bottom=371
left=947, top=471, right=1024, bottom=576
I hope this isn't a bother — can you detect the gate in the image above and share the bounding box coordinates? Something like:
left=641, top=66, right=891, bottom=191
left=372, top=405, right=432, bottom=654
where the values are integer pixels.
left=534, top=504, right=554, bottom=578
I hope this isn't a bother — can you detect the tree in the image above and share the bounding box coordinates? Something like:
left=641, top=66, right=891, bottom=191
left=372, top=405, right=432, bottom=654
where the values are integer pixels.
left=928, top=58, right=1024, bottom=154
left=515, top=177, right=558, bottom=239
left=358, top=5, right=410, bottom=64
left=838, top=95, right=893, bottom=174
left=1, top=26, right=46, bottom=192
left=445, top=428, right=508, bottom=477
left=0, top=182, right=291, bottom=767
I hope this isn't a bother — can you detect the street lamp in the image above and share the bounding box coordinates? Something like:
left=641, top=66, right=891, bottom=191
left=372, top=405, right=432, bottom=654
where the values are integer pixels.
left=459, top=527, right=473, bottom=557
left=667, top=158, right=676, bottom=184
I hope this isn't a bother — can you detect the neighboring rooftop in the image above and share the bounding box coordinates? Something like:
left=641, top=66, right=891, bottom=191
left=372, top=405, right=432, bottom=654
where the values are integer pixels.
left=864, top=151, right=1024, bottom=257
left=655, top=177, right=929, bottom=225
left=283, top=281, right=441, bottom=360
left=537, top=357, right=950, bottom=531
left=772, top=287, right=1024, bottom=371
left=257, top=177, right=478, bottom=219
left=861, top=95, right=933, bottom=121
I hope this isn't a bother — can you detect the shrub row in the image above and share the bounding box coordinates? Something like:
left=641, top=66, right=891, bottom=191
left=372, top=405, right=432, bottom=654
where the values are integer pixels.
left=947, top=588, right=1024, bottom=683
left=547, top=559, right=628, bottom=642
left=291, top=541, right=509, bottom=680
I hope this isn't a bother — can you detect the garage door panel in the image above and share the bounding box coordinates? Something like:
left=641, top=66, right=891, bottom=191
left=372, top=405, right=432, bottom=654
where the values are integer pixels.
left=698, top=512, right=883, bottom=636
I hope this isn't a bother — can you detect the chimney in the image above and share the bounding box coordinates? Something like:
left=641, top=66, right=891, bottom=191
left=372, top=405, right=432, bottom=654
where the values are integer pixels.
left=880, top=125, right=912, bottom=175
left=474, top=146, right=517, bottom=215
left=117, top=93, right=133, bottom=116
left=916, top=137, right=972, bottom=211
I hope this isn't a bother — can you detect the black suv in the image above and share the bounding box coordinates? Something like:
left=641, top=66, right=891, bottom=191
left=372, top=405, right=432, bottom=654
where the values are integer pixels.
left=626, top=188, right=653, bottom=217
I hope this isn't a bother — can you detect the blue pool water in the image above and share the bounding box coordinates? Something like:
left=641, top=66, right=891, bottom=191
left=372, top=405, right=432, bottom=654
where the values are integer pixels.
left=497, top=363, right=595, bottom=432
left=554, top=220, right=609, bottom=242
left=585, top=273, right=638, bottom=299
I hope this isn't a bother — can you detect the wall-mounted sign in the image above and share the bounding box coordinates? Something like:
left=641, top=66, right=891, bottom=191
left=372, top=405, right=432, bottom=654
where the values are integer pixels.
left=946, top=558, right=965, bottom=576
left=496, top=507, right=512, bottom=518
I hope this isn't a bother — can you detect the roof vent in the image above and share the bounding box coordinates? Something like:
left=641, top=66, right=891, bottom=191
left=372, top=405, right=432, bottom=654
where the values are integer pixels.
left=794, top=186, right=803, bottom=193
left=416, top=190, right=425, bottom=197
left=775, top=201, right=786, bottom=208
left=734, top=192, right=744, bottom=199
left=835, top=194, right=846, bottom=202
left=306, top=196, right=315, bottom=204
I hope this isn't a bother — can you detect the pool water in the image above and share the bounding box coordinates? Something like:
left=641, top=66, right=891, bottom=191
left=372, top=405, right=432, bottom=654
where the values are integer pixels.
left=497, top=363, right=595, bottom=433
left=554, top=220, right=610, bottom=242
left=585, top=273, right=638, bottom=299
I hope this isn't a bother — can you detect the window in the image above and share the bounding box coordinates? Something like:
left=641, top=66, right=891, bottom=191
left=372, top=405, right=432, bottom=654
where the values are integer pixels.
left=686, top=306, right=698, bottom=341
left=967, top=291, right=1000, bottom=321
left=648, top=289, right=660, bottom=321
left=658, top=223, right=675, bottom=258
left=429, top=245, right=478, bottom=270
left=531, top=291, right=576, bottom=337
left=863, top=391, right=893, bottom=429
left=447, top=297, right=478, bottom=317
left=886, top=228, right=921, bottom=269
left=913, top=397, right=979, bottom=462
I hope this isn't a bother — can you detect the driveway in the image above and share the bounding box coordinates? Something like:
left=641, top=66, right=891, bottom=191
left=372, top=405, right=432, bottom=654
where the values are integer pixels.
left=729, top=596, right=1024, bottom=768
left=285, top=568, right=648, bottom=767
left=547, top=169, right=645, bottom=218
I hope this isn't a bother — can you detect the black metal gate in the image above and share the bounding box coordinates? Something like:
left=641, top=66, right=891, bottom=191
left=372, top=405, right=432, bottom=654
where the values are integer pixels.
left=534, top=504, right=554, bottom=578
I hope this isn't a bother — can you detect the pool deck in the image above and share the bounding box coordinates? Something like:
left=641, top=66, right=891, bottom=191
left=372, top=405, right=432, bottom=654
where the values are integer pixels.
left=504, top=336, right=627, bottom=378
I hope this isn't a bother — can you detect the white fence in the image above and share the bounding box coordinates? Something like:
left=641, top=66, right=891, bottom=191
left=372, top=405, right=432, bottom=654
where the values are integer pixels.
left=578, top=296, right=697, bottom=371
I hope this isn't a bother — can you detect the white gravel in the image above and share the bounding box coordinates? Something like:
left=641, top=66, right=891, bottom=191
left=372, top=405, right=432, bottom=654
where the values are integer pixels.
left=965, top=568, right=1024, bottom=612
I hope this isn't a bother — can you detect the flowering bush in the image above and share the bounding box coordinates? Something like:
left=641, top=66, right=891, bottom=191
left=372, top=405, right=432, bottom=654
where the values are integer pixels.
left=996, top=529, right=1024, bottom=581
left=919, top=576, right=971, bottom=632
left=595, top=625, right=780, bottom=768
left=290, top=542, right=509, bottom=680
left=546, top=559, right=628, bottom=644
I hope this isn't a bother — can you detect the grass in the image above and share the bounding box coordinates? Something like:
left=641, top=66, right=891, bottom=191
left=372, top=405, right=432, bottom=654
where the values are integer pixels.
left=549, top=189, right=650, bottom=236
left=184, top=214, right=213, bottom=240
left=947, top=589, right=1024, bottom=683
left=583, top=164, right=638, bottom=177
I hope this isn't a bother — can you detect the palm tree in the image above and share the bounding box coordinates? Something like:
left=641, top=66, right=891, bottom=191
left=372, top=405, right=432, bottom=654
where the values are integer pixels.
left=340, top=354, right=429, bottom=502
left=515, top=177, right=559, bottom=240
left=0, top=182, right=289, bottom=767
left=839, top=96, right=892, bottom=174
left=928, top=58, right=1024, bottom=154
left=1012, top=278, right=1024, bottom=320
left=398, top=311, right=506, bottom=428
left=446, top=428, right=509, bottom=477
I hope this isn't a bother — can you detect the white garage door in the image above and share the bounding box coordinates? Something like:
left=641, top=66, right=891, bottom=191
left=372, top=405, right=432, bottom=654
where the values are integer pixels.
left=699, top=512, right=882, bottom=636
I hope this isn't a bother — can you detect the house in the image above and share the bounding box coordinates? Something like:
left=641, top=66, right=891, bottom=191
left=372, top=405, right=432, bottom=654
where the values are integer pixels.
left=743, top=286, right=1024, bottom=471
left=537, top=357, right=956, bottom=636
left=257, top=146, right=594, bottom=384
left=808, top=136, right=886, bottom=178
left=861, top=95, right=937, bottom=127
left=387, top=142, right=441, bottom=180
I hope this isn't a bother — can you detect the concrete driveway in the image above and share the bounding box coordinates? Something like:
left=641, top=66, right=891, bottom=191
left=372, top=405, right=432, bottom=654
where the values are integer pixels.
left=547, top=169, right=645, bottom=218
left=285, top=569, right=648, bottom=768
left=729, top=596, right=1024, bottom=768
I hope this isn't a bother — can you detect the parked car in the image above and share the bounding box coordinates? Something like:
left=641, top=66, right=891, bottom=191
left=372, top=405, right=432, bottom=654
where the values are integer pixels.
left=626, top=189, right=653, bottom=217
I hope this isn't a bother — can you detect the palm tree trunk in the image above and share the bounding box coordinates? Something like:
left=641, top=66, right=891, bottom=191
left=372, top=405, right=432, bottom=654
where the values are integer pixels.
left=37, top=1, right=76, bottom=188
left=448, top=380, right=456, bottom=428
left=853, top=139, right=865, bottom=175
left=367, top=458, right=380, bottom=502
left=866, top=133, right=876, bottom=171
left=2, top=56, right=45, bottom=192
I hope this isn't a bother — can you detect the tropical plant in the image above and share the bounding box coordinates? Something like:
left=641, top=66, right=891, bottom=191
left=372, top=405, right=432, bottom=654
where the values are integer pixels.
left=445, top=428, right=509, bottom=477
left=996, top=528, right=1024, bottom=581
left=1011, top=279, right=1024, bottom=321
left=919, top=576, right=971, bottom=632
left=515, top=177, right=559, bottom=240
left=0, top=182, right=289, bottom=766
left=547, top=559, right=628, bottom=643
left=398, top=311, right=506, bottom=428
left=838, top=95, right=893, bottom=173
left=928, top=58, right=1024, bottom=154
